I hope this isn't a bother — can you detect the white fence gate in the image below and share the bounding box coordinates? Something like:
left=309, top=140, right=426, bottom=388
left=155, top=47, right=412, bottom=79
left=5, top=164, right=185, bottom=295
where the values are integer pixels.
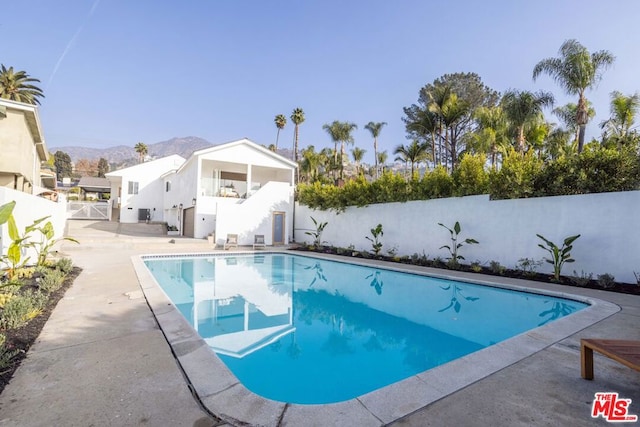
left=67, top=201, right=110, bottom=220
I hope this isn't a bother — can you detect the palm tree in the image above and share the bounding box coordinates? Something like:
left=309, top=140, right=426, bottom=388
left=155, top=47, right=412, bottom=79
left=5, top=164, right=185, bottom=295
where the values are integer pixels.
left=394, top=140, right=429, bottom=178
left=600, top=91, right=640, bottom=143
left=274, top=114, right=287, bottom=150
left=322, top=121, right=342, bottom=168
left=0, top=65, right=45, bottom=105
left=364, top=122, right=387, bottom=179
left=533, top=39, right=615, bottom=152
left=351, top=147, right=366, bottom=176
left=300, top=145, right=321, bottom=182
left=501, top=90, right=554, bottom=153
left=472, top=106, right=509, bottom=169
left=377, top=151, right=388, bottom=174
left=553, top=101, right=595, bottom=143
left=337, top=122, right=358, bottom=178
left=290, top=108, right=305, bottom=163
left=134, top=142, right=148, bottom=163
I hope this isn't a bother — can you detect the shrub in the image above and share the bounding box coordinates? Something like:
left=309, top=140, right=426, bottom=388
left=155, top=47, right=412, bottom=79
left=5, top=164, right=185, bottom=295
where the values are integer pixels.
left=453, top=154, right=489, bottom=196
left=419, top=166, right=454, bottom=199
left=0, top=289, right=46, bottom=330
left=489, top=261, right=505, bottom=275
left=489, top=149, right=543, bottom=199
left=596, top=273, right=616, bottom=289
left=516, top=258, right=543, bottom=278
left=571, top=270, right=593, bottom=287
left=39, top=269, right=66, bottom=294
left=55, top=258, right=74, bottom=275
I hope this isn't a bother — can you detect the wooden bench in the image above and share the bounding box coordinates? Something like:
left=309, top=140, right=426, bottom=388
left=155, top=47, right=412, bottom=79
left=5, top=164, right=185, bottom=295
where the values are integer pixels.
left=581, top=339, right=640, bottom=380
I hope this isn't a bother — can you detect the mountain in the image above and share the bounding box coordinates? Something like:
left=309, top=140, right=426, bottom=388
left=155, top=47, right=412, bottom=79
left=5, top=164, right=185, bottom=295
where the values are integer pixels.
left=52, top=136, right=214, bottom=165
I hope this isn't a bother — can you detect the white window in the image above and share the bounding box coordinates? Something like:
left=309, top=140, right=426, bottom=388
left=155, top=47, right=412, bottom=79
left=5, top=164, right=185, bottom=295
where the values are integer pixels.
left=128, top=181, right=139, bottom=195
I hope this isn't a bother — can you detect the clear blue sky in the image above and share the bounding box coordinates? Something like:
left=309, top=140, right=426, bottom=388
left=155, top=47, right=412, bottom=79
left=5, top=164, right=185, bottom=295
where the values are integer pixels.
left=4, top=1, right=640, bottom=163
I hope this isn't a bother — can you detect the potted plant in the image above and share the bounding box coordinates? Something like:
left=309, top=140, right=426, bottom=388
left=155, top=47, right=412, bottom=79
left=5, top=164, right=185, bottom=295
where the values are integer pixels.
left=167, top=225, right=179, bottom=236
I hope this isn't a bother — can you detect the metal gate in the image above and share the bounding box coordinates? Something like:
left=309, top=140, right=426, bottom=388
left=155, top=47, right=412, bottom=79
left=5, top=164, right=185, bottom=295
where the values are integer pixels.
left=67, top=201, right=110, bottom=220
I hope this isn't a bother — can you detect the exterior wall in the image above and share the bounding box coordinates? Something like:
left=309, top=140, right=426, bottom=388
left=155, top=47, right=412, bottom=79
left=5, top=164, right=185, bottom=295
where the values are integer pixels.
left=215, top=182, right=294, bottom=245
left=199, top=144, right=294, bottom=171
left=0, top=187, right=67, bottom=261
left=164, top=158, right=199, bottom=233
left=294, top=191, right=640, bottom=284
left=106, top=155, right=184, bottom=223
left=0, top=109, right=39, bottom=191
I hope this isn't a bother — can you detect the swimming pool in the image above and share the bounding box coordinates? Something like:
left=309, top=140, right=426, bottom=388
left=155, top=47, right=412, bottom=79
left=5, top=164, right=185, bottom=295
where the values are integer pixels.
left=143, top=253, right=587, bottom=405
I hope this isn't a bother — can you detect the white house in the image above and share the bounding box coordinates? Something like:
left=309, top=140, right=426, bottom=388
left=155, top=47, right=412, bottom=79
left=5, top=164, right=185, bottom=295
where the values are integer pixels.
left=105, top=155, right=186, bottom=223
left=106, top=138, right=297, bottom=247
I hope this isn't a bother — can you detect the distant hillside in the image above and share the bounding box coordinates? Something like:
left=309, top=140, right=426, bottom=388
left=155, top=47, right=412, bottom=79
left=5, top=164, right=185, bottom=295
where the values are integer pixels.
left=52, top=136, right=214, bottom=165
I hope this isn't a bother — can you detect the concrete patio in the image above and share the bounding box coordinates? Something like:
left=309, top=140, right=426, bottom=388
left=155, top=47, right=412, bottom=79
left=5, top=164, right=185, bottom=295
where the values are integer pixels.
left=0, top=220, right=638, bottom=426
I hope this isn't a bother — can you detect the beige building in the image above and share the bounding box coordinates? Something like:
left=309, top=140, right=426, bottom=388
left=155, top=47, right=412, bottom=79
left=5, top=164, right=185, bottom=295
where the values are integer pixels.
left=0, top=98, right=50, bottom=193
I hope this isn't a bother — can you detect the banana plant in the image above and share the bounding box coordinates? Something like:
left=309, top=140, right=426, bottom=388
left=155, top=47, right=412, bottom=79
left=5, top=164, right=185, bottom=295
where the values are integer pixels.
left=305, top=216, right=327, bottom=248
left=438, top=221, right=479, bottom=266
left=365, top=224, right=383, bottom=256
left=536, top=233, right=581, bottom=282
left=31, top=219, right=79, bottom=266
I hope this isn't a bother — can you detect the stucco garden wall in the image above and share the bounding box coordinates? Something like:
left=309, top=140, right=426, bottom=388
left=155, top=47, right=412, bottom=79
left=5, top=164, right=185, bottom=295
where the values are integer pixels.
left=0, top=187, right=68, bottom=261
left=294, top=190, right=640, bottom=284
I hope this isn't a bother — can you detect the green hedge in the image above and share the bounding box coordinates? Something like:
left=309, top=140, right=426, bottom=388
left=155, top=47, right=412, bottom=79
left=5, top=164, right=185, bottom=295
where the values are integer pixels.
left=297, top=148, right=640, bottom=211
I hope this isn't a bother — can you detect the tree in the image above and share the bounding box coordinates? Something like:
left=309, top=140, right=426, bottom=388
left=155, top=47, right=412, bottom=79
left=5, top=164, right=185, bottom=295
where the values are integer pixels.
left=377, top=151, right=388, bottom=174
left=470, top=106, right=509, bottom=169
left=394, top=140, right=429, bottom=178
left=300, top=145, right=321, bottom=182
left=351, top=147, right=366, bottom=176
left=0, top=64, right=45, bottom=105
left=322, top=120, right=342, bottom=169
left=322, top=120, right=357, bottom=179
left=364, top=122, right=387, bottom=179
left=54, top=151, right=73, bottom=180
left=553, top=101, right=595, bottom=143
left=274, top=114, right=287, bottom=150
left=533, top=39, right=615, bottom=152
left=290, top=108, right=305, bottom=164
left=600, top=91, right=640, bottom=146
left=134, top=142, right=148, bottom=163
left=501, top=90, right=554, bottom=153
left=74, top=159, right=98, bottom=177
left=97, top=158, right=109, bottom=177
left=403, top=72, right=499, bottom=171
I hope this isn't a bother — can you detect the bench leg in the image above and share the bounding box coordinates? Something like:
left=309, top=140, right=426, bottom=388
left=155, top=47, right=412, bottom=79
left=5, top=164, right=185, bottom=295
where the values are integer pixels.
left=581, top=343, right=594, bottom=380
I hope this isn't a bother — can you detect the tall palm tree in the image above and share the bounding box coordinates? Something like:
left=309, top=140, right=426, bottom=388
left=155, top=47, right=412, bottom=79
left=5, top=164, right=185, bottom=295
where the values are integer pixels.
left=300, top=145, right=321, bottom=182
left=364, top=121, right=387, bottom=178
left=0, top=65, right=45, bottom=105
left=600, top=91, right=640, bottom=142
left=533, top=39, right=615, bottom=152
left=394, top=140, right=429, bottom=178
left=337, top=122, right=358, bottom=177
left=290, top=108, right=305, bottom=163
left=322, top=121, right=342, bottom=168
left=351, top=147, right=366, bottom=176
left=553, top=101, right=595, bottom=144
left=501, top=90, right=554, bottom=153
left=274, top=114, right=287, bottom=150
left=134, top=142, right=148, bottom=163
left=377, top=151, right=388, bottom=174
left=472, top=106, right=509, bottom=169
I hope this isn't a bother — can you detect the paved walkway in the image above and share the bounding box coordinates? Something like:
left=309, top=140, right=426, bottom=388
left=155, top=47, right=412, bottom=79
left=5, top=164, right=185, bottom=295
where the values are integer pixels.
left=0, top=220, right=638, bottom=426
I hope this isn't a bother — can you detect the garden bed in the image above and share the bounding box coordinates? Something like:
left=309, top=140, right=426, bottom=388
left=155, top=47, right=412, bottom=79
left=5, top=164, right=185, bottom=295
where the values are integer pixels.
left=0, top=267, right=81, bottom=394
left=292, top=245, right=640, bottom=296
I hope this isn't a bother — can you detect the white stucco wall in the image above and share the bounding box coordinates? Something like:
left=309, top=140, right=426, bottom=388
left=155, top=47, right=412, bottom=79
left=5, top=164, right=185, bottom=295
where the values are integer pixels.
left=106, top=155, right=185, bottom=223
left=294, top=191, right=640, bottom=284
left=216, top=182, right=294, bottom=246
left=0, top=187, right=68, bottom=262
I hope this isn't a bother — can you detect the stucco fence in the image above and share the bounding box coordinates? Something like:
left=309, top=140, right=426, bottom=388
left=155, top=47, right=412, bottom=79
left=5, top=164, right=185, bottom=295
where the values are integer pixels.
left=293, top=190, right=640, bottom=284
left=0, top=188, right=68, bottom=262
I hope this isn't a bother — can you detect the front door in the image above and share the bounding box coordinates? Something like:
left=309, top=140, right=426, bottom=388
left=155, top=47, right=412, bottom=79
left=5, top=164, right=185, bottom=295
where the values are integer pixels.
left=272, top=212, right=285, bottom=245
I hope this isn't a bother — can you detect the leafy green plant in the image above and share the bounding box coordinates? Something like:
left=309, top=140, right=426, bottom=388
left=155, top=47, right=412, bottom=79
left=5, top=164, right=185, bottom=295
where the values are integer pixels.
left=596, top=273, right=616, bottom=289
left=304, top=216, right=328, bottom=248
left=365, top=224, right=384, bottom=256
left=570, top=270, right=593, bottom=287
left=470, top=261, right=483, bottom=273
left=0, top=333, right=21, bottom=371
left=536, top=233, right=581, bottom=282
left=489, top=260, right=505, bottom=275
left=31, top=219, right=79, bottom=267
left=438, top=221, right=479, bottom=266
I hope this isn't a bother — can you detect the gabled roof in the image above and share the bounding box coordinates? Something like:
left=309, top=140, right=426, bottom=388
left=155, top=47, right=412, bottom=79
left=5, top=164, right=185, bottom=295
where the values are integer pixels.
left=188, top=138, right=298, bottom=169
left=105, top=154, right=186, bottom=178
left=77, top=176, right=111, bottom=191
left=0, top=98, right=47, bottom=161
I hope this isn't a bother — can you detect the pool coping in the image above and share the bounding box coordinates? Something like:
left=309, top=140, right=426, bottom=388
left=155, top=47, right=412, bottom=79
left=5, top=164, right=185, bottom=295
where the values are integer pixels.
left=131, top=250, right=620, bottom=426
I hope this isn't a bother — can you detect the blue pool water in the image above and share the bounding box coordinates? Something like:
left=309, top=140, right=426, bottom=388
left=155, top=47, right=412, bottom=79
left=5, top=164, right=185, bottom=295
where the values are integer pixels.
left=143, top=253, right=587, bottom=404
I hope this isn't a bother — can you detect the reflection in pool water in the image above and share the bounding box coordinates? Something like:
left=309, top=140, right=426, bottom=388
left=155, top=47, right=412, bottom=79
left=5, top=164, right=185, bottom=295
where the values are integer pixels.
left=144, top=253, right=586, bottom=404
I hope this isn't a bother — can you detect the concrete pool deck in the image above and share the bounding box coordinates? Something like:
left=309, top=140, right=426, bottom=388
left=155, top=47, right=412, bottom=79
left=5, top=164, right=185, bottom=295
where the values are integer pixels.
left=0, top=220, right=638, bottom=426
